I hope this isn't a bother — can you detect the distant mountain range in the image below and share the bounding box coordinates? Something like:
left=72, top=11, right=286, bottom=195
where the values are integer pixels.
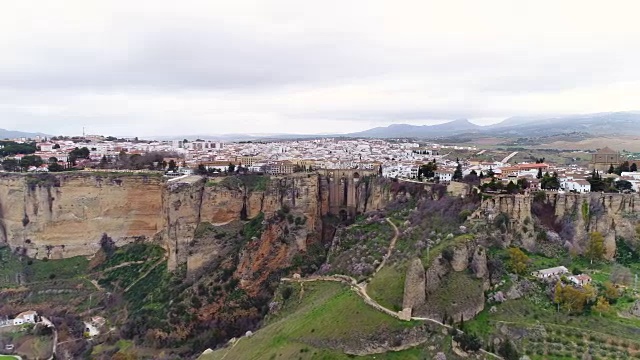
left=5, top=111, right=640, bottom=142
left=343, top=112, right=640, bottom=139
left=0, top=128, right=50, bottom=140
left=159, top=112, right=640, bottom=141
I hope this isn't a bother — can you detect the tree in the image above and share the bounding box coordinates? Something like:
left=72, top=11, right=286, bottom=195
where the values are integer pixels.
left=99, top=155, right=108, bottom=168
left=517, top=178, right=529, bottom=191
left=507, top=247, right=529, bottom=275
left=453, top=332, right=482, bottom=352
left=603, top=281, right=619, bottom=302
left=420, top=161, right=437, bottom=179
left=620, top=161, right=631, bottom=173
left=486, top=167, right=495, bottom=178
left=587, top=170, right=607, bottom=192
left=167, top=160, right=177, bottom=172
left=498, top=340, right=520, bottom=360
left=20, top=155, right=44, bottom=170
left=53, top=143, right=60, bottom=149
left=554, top=281, right=563, bottom=312
left=48, top=163, right=64, bottom=172
left=462, top=170, right=479, bottom=185
left=608, top=164, right=615, bottom=174
left=453, top=162, right=463, bottom=181
left=69, top=147, right=90, bottom=159
left=593, top=296, right=610, bottom=316
left=557, top=284, right=592, bottom=313
left=1, top=159, right=20, bottom=172
left=506, top=181, right=519, bottom=194
left=615, top=179, right=633, bottom=192
left=610, top=265, right=633, bottom=285
left=228, top=163, right=236, bottom=173
left=541, top=171, right=560, bottom=190
left=585, top=232, right=605, bottom=264
left=537, top=168, right=543, bottom=179
left=632, top=163, right=638, bottom=172
left=99, top=233, right=116, bottom=256
left=196, top=164, right=208, bottom=175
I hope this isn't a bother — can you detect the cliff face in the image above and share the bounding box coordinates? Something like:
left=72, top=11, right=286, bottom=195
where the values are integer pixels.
left=474, top=192, right=640, bottom=259
left=166, top=174, right=326, bottom=271
left=0, top=172, right=395, bottom=271
left=0, top=173, right=164, bottom=259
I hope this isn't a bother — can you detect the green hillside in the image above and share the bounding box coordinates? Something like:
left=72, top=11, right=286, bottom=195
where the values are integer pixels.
left=200, top=282, right=450, bottom=360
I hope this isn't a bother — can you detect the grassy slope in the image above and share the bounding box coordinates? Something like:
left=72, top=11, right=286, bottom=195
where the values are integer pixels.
left=367, top=263, right=406, bottom=312
left=200, top=282, right=427, bottom=360
left=0, top=246, right=23, bottom=287
left=0, top=245, right=89, bottom=287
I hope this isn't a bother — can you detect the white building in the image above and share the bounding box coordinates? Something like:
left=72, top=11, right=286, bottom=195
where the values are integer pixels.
left=435, top=170, right=453, bottom=182
left=531, top=266, right=569, bottom=279
left=12, top=310, right=38, bottom=325
left=564, top=179, right=591, bottom=193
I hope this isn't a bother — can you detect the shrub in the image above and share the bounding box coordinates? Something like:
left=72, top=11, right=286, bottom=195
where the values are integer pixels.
left=100, top=233, right=116, bottom=256
left=458, top=209, right=472, bottom=222
left=498, top=340, right=520, bottom=360
left=454, top=332, right=483, bottom=352
left=533, top=191, right=546, bottom=203
left=282, top=286, right=293, bottom=301
left=442, top=247, right=454, bottom=262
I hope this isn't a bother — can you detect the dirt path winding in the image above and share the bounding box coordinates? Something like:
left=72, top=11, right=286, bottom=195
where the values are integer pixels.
left=281, top=217, right=504, bottom=359
left=373, top=218, right=400, bottom=276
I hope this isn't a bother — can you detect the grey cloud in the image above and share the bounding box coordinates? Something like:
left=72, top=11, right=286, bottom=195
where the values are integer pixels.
left=1, top=1, right=640, bottom=135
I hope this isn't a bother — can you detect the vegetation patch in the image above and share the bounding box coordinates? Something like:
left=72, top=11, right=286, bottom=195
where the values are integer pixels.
left=367, top=263, right=407, bottom=311
left=328, top=219, right=393, bottom=280
left=200, top=282, right=426, bottom=360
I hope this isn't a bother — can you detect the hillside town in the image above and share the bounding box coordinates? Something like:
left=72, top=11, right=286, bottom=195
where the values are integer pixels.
left=2, top=135, right=640, bottom=194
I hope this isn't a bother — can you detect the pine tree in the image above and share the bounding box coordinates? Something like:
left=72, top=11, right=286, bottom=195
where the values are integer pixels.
left=608, top=164, right=615, bottom=174
left=453, top=162, right=463, bottom=181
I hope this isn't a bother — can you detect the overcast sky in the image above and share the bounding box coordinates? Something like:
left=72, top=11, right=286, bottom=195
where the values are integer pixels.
left=2, top=0, right=640, bottom=137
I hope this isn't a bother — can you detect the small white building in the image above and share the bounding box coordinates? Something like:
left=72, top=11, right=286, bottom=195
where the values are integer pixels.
left=567, top=274, right=592, bottom=286
left=564, top=179, right=591, bottom=193
left=13, top=310, right=38, bottom=325
left=435, top=170, right=453, bottom=182
left=531, top=266, right=569, bottom=279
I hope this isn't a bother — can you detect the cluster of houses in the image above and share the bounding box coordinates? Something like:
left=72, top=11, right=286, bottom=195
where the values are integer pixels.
left=5, top=135, right=640, bottom=196
left=531, top=266, right=592, bottom=286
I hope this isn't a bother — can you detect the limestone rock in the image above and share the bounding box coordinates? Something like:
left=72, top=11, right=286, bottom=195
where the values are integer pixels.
left=425, top=255, right=449, bottom=293
left=0, top=173, right=164, bottom=259
left=403, top=258, right=426, bottom=310
left=604, top=232, right=616, bottom=260
left=450, top=245, right=469, bottom=272
left=629, top=300, right=640, bottom=317
left=433, top=352, right=447, bottom=360
left=470, top=246, right=488, bottom=278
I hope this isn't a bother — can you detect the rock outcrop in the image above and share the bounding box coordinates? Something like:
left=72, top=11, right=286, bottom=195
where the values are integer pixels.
left=402, top=258, right=426, bottom=311
left=473, top=192, right=640, bottom=259
left=629, top=300, right=640, bottom=317
left=415, top=238, right=489, bottom=322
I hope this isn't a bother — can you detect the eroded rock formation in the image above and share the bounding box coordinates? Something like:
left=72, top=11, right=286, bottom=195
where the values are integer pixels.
left=402, top=258, right=426, bottom=311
